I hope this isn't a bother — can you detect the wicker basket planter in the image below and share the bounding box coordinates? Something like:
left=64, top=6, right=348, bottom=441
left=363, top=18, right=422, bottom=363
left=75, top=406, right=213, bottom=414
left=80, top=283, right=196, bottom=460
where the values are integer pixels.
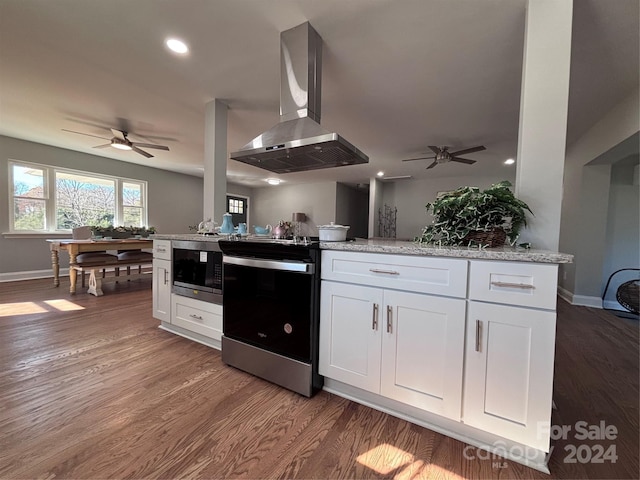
left=463, top=228, right=507, bottom=248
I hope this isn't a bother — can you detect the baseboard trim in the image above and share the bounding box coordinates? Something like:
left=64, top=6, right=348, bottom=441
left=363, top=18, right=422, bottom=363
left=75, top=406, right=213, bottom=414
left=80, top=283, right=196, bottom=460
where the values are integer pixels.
left=557, top=286, right=602, bottom=308
left=0, top=268, right=69, bottom=283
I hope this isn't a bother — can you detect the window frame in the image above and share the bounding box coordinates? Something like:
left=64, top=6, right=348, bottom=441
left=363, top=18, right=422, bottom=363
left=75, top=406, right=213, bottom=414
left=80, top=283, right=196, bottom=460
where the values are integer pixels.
left=8, top=160, right=148, bottom=234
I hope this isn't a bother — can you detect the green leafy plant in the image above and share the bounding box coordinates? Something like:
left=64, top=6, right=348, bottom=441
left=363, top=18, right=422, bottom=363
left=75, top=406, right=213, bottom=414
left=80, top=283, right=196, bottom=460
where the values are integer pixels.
left=418, top=181, right=532, bottom=246
left=91, top=225, right=156, bottom=238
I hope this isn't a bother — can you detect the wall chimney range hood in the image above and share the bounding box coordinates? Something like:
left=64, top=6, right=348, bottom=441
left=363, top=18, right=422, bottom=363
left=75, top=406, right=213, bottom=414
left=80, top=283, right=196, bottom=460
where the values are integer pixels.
left=230, top=22, right=368, bottom=174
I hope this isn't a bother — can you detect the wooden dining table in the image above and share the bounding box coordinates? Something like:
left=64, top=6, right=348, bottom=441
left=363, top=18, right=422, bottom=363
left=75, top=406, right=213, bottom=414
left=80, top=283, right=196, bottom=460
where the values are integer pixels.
left=47, top=238, right=153, bottom=291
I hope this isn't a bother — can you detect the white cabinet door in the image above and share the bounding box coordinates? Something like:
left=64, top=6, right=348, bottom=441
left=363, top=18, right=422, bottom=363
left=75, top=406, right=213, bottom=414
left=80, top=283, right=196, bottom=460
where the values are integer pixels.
left=319, top=281, right=383, bottom=393
left=381, top=290, right=466, bottom=420
left=152, top=258, right=171, bottom=322
left=463, top=301, right=556, bottom=451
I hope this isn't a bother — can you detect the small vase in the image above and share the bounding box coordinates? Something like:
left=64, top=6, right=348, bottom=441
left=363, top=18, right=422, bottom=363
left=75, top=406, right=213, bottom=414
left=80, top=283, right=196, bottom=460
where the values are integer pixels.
left=220, top=213, right=235, bottom=234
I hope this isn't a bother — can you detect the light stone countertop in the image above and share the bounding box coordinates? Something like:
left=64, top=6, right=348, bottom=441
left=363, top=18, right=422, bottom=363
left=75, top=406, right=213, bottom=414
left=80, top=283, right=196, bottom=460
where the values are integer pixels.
left=318, top=238, right=573, bottom=264
left=152, top=233, right=223, bottom=242
left=152, top=234, right=573, bottom=264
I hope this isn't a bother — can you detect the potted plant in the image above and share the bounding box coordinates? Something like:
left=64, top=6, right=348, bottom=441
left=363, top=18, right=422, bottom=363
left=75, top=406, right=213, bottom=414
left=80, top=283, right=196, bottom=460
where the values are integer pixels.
left=418, top=180, right=533, bottom=247
left=90, top=225, right=156, bottom=238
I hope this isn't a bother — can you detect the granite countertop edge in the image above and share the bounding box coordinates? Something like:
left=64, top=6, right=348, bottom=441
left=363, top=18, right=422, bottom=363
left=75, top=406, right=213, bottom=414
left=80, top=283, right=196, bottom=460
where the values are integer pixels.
left=319, top=239, right=573, bottom=264
left=151, top=234, right=573, bottom=264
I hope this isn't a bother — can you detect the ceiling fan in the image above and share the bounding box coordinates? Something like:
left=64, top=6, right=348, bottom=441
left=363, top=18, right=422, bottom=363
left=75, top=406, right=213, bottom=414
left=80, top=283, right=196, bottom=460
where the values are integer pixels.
left=62, top=128, right=170, bottom=158
left=401, top=145, right=486, bottom=169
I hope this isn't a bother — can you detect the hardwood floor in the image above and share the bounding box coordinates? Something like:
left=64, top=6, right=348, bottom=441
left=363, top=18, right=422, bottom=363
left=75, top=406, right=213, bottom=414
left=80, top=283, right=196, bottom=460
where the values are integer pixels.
left=0, top=278, right=637, bottom=479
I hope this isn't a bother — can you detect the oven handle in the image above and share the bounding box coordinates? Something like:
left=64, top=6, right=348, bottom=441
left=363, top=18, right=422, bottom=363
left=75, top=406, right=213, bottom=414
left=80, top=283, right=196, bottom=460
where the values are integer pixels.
left=223, top=256, right=315, bottom=274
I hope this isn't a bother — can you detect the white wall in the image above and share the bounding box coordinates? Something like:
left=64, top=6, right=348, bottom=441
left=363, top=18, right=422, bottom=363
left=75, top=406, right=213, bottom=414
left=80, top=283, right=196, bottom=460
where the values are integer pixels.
left=0, top=135, right=203, bottom=275
left=381, top=173, right=517, bottom=241
left=250, top=182, right=337, bottom=237
left=559, top=88, right=640, bottom=301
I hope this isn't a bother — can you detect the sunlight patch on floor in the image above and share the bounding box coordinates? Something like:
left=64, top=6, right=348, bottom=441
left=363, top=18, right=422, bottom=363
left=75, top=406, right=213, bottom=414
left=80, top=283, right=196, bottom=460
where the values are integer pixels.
left=0, top=299, right=85, bottom=317
left=43, top=299, right=85, bottom=311
left=357, top=443, right=465, bottom=479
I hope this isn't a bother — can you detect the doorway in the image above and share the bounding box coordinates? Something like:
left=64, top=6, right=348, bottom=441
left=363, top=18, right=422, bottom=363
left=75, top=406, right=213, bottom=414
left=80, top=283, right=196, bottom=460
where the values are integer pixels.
left=227, top=194, right=248, bottom=227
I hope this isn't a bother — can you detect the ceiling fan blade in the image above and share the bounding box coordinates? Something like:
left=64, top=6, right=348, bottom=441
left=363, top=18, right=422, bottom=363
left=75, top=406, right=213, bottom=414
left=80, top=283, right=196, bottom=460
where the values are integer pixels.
left=450, top=145, right=486, bottom=157
left=450, top=157, right=477, bottom=165
left=132, top=146, right=154, bottom=158
left=426, top=160, right=438, bottom=169
left=111, top=128, right=127, bottom=141
left=131, top=142, right=170, bottom=151
left=401, top=156, right=435, bottom=162
left=427, top=146, right=441, bottom=154
left=62, top=129, right=110, bottom=141
left=92, top=144, right=112, bottom=149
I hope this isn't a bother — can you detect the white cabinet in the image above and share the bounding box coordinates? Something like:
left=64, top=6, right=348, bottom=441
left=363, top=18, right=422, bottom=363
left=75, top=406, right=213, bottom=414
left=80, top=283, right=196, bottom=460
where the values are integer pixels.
left=381, top=289, right=466, bottom=420
left=152, top=258, right=171, bottom=322
left=319, top=282, right=383, bottom=392
left=320, top=252, right=467, bottom=420
left=320, top=249, right=562, bottom=469
left=153, top=240, right=171, bottom=260
left=152, top=240, right=172, bottom=322
left=463, top=260, right=558, bottom=452
left=463, top=301, right=556, bottom=451
left=172, top=294, right=223, bottom=342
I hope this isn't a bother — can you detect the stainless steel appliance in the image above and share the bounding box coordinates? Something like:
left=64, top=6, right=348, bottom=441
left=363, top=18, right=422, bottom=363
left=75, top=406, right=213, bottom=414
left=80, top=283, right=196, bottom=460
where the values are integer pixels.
left=172, top=240, right=223, bottom=304
left=229, top=22, right=368, bottom=173
left=219, top=239, right=323, bottom=397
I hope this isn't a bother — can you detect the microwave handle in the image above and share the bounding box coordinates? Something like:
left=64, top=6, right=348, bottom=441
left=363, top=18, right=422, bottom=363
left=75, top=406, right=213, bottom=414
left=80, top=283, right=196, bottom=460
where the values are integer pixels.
left=223, top=256, right=315, bottom=274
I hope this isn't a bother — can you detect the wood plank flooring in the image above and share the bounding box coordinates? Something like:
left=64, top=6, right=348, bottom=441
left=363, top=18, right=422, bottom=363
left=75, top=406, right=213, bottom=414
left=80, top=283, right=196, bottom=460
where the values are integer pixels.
left=0, top=278, right=637, bottom=479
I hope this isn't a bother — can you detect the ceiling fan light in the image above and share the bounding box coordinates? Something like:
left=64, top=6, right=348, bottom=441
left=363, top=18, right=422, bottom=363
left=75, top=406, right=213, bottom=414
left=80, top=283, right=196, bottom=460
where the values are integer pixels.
left=111, top=139, right=132, bottom=151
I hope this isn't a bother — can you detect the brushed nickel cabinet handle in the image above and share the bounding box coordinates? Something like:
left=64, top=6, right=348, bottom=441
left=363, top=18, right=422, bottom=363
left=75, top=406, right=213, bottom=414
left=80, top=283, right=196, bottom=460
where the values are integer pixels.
left=475, top=320, right=482, bottom=352
left=372, top=303, right=379, bottom=330
left=163, top=270, right=168, bottom=285
left=369, top=268, right=400, bottom=275
left=189, top=314, right=203, bottom=321
left=490, top=281, right=535, bottom=290
left=386, top=305, right=392, bottom=333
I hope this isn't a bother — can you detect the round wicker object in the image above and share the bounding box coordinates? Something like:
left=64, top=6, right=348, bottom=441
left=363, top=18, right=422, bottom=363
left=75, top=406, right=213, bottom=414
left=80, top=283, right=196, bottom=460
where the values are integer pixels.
left=616, top=279, right=640, bottom=314
left=463, top=228, right=507, bottom=248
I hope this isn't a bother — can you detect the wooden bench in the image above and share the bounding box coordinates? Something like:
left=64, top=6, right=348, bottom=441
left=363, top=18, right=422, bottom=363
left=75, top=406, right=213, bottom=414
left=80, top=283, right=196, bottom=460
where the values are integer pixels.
left=71, top=251, right=153, bottom=296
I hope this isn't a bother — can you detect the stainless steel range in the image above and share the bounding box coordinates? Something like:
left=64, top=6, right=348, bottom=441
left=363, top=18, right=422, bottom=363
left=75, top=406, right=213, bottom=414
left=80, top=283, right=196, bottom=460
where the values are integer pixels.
left=218, top=238, right=323, bottom=397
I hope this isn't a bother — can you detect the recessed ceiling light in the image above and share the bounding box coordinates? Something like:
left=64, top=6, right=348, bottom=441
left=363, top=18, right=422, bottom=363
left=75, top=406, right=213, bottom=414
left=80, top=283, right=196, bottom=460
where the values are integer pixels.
left=504, top=158, right=515, bottom=165
left=266, top=178, right=281, bottom=185
left=377, top=171, right=385, bottom=177
left=165, top=38, right=189, bottom=55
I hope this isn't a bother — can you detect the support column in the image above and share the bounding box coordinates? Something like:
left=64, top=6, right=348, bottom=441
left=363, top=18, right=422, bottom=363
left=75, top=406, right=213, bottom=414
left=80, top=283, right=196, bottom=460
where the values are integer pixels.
left=204, top=99, right=228, bottom=225
left=515, top=0, right=573, bottom=251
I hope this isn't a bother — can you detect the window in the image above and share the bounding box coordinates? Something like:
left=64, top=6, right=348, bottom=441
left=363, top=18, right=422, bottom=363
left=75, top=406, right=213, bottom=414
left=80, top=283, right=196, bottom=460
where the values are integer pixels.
left=9, top=161, right=147, bottom=232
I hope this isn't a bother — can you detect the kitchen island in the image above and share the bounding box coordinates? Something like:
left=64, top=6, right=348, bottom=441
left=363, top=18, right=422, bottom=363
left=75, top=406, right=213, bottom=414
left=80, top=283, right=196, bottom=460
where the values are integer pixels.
left=153, top=234, right=572, bottom=473
left=318, top=239, right=571, bottom=474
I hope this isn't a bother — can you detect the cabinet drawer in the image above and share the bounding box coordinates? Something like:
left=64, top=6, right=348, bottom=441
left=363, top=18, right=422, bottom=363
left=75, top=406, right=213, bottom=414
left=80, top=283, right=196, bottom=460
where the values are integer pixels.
left=469, top=260, right=558, bottom=310
left=172, top=294, right=222, bottom=340
left=153, top=240, right=171, bottom=260
left=321, top=251, right=468, bottom=298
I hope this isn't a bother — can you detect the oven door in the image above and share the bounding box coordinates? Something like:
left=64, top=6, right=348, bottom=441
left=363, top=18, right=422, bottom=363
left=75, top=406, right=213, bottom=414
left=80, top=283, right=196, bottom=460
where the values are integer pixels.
left=223, top=256, right=316, bottom=363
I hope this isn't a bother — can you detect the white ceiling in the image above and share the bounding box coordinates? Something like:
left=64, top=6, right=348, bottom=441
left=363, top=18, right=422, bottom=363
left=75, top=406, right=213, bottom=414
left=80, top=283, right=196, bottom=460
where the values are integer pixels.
left=0, top=0, right=637, bottom=187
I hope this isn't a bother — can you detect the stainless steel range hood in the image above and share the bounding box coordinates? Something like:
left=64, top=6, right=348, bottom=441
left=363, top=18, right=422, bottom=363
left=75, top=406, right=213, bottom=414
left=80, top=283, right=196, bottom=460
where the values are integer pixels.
left=230, top=22, right=368, bottom=174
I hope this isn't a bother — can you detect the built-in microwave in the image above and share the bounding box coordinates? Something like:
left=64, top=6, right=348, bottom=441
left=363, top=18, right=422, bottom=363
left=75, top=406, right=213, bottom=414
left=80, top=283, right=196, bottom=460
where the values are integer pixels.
left=172, top=240, right=223, bottom=304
